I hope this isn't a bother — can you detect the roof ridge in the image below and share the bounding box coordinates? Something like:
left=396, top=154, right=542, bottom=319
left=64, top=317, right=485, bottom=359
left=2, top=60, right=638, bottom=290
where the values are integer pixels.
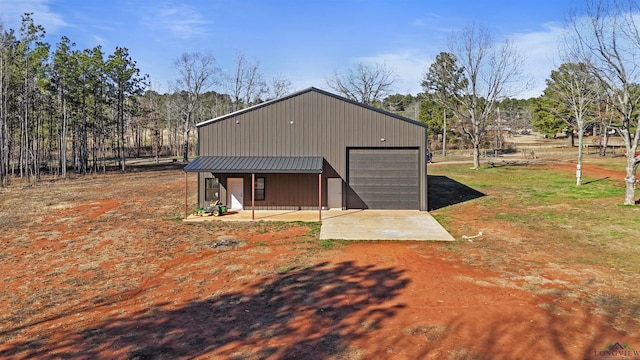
left=195, top=87, right=426, bottom=129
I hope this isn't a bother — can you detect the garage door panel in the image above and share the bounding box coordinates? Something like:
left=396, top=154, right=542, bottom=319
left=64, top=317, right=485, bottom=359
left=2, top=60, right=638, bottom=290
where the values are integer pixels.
left=349, top=165, right=416, bottom=173
left=350, top=178, right=418, bottom=187
left=350, top=185, right=418, bottom=193
left=349, top=158, right=417, bottom=165
left=348, top=148, right=419, bottom=209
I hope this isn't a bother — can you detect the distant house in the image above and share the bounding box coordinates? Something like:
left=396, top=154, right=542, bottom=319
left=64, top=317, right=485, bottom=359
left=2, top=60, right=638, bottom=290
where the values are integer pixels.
left=184, top=87, right=429, bottom=216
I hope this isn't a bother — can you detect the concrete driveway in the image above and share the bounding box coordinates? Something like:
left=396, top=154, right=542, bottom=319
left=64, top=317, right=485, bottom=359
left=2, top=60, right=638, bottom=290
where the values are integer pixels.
left=185, top=209, right=454, bottom=241
left=319, top=210, right=454, bottom=241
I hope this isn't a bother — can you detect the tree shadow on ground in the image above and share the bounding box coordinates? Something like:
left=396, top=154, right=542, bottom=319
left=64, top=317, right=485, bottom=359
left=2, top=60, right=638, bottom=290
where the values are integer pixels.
left=428, top=175, right=486, bottom=211
left=440, top=299, right=635, bottom=359
left=583, top=176, right=610, bottom=185
left=373, top=292, right=636, bottom=359
left=0, top=261, right=408, bottom=359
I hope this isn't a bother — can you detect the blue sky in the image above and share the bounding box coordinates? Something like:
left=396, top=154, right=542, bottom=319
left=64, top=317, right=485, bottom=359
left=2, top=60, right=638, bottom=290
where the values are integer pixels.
left=0, top=0, right=584, bottom=98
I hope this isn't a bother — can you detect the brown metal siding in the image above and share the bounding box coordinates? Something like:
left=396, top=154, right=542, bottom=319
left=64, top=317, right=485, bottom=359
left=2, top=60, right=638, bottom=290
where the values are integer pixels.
left=197, top=89, right=428, bottom=210
left=256, top=173, right=319, bottom=209
left=227, top=173, right=320, bottom=209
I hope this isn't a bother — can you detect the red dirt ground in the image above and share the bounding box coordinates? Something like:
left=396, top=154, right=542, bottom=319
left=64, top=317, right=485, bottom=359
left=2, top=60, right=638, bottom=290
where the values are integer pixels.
left=0, top=163, right=638, bottom=359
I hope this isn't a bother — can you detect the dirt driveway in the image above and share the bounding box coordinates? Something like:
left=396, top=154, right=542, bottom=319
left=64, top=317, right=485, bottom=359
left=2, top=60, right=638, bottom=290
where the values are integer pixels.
left=0, top=163, right=637, bottom=359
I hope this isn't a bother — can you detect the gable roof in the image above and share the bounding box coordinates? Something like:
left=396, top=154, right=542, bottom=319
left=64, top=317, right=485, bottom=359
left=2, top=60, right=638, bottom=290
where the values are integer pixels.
left=196, top=87, right=427, bottom=129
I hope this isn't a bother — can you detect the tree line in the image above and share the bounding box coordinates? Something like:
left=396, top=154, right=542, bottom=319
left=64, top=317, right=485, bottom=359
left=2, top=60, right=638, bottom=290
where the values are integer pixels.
left=0, top=14, right=151, bottom=185
left=3, top=1, right=639, bottom=204
left=0, top=14, right=291, bottom=187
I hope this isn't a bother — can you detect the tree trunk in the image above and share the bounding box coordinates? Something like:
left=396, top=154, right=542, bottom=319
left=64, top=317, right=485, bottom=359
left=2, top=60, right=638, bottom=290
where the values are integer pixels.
left=472, top=141, right=480, bottom=169
left=183, top=135, right=189, bottom=162
left=61, top=96, right=67, bottom=178
left=35, top=104, right=41, bottom=183
left=0, top=117, right=4, bottom=186
left=442, top=109, right=447, bottom=157
left=624, top=158, right=637, bottom=205
left=119, top=92, right=126, bottom=172
left=0, top=75, right=5, bottom=186
left=622, top=124, right=639, bottom=204
left=153, top=127, right=160, bottom=164
left=599, top=130, right=609, bottom=157
left=135, top=123, right=142, bottom=158
left=182, top=114, right=191, bottom=162
left=576, top=128, right=584, bottom=186
left=80, top=112, right=87, bottom=175
left=567, top=131, right=574, bottom=147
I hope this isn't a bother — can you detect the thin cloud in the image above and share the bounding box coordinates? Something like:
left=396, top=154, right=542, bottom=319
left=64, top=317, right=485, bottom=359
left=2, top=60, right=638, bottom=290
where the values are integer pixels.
left=0, top=0, right=68, bottom=32
left=144, top=2, right=210, bottom=39
left=93, top=35, right=106, bottom=47
left=411, top=13, right=442, bottom=28
left=351, top=21, right=566, bottom=99
left=511, top=21, right=566, bottom=98
left=356, top=50, right=431, bottom=95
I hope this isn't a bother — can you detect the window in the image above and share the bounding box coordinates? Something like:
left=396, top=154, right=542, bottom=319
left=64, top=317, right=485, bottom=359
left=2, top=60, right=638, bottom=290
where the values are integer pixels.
left=205, top=178, right=220, bottom=201
left=254, top=177, right=265, bottom=201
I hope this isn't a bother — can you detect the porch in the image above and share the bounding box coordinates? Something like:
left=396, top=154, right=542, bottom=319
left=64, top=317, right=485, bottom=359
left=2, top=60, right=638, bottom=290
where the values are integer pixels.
left=184, top=209, right=455, bottom=241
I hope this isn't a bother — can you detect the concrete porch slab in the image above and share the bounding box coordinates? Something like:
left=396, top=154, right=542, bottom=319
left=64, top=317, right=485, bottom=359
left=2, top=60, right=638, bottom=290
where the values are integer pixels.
left=184, top=209, right=354, bottom=222
left=185, top=209, right=454, bottom=241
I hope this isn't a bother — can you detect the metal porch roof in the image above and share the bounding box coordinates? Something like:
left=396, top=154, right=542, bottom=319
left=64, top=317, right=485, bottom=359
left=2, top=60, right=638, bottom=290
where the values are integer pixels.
left=183, top=156, right=323, bottom=174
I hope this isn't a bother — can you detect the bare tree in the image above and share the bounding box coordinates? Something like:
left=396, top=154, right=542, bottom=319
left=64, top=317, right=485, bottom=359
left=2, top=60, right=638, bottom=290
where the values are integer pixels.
left=325, top=62, right=397, bottom=105
left=269, top=74, right=292, bottom=99
left=543, top=62, right=600, bottom=185
left=173, top=52, right=218, bottom=162
left=595, top=96, right=616, bottom=156
left=228, top=52, right=267, bottom=111
left=139, top=90, right=161, bottom=164
left=567, top=0, right=640, bottom=204
left=444, top=24, right=529, bottom=169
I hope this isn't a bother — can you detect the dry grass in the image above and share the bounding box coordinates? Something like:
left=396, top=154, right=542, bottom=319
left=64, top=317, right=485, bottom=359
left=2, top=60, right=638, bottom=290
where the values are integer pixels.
left=2, top=150, right=639, bottom=358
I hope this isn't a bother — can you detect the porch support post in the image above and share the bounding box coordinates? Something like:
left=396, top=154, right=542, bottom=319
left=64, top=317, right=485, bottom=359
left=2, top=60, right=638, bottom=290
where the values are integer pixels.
left=252, top=173, right=255, bottom=220
left=184, top=172, right=188, bottom=219
left=318, top=173, right=322, bottom=221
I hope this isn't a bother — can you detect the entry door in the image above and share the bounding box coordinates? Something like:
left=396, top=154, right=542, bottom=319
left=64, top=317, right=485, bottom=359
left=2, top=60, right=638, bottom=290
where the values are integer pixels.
left=327, top=178, right=342, bottom=209
left=227, top=178, right=244, bottom=210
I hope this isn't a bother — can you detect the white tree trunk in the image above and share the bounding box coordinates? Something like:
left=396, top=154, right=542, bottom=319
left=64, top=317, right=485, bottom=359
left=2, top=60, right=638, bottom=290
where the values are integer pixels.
left=624, top=154, right=638, bottom=205
left=576, top=128, right=584, bottom=186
